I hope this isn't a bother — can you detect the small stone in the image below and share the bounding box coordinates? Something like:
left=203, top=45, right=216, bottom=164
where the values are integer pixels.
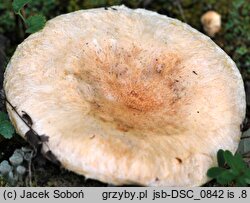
left=14, top=149, right=25, bottom=157
left=0, top=160, right=12, bottom=175
left=16, top=165, right=26, bottom=175
left=9, top=152, right=23, bottom=166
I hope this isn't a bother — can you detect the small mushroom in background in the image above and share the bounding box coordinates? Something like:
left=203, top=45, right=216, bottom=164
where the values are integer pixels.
left=4, top=6, right=245, bottom=186
left=0, top=160, right=12, bottom=177
left=201, top=11, right=221, bottom=37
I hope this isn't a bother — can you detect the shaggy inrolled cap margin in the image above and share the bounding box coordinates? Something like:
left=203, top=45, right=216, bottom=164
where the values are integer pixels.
left=4, top=5, right=246, bottom=186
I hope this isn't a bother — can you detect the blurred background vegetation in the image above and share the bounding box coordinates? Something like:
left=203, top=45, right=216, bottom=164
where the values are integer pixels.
left=0, top=0, right=249, bottom=78
left=0, top=0, right=250, bottom=186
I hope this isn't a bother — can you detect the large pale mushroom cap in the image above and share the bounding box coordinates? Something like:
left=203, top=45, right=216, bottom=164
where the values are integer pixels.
left=4, top=6, right=245, bottom=186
